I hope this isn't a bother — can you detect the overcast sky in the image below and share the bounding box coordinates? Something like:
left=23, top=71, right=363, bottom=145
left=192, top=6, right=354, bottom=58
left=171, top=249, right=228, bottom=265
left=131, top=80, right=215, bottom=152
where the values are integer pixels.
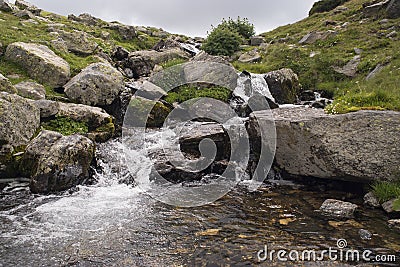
left=27, top=0, right=317, bottom=37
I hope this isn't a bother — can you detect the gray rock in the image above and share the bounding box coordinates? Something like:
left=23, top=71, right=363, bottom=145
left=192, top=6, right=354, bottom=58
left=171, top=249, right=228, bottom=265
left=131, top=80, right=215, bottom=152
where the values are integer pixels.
left=120, top=54, right=155, bottom=78
left=0, top=0, right=12, bottom=12
left=388, top=219, right=400, bottom=230
left=50, top=38, right=68, bottom=53
left=333, top=55, right=361, bottom=77
left=129, top=48, right=189, bottom=65
left=0, top=41, right=3, bottom=56
left=386, top=0, right=400, bottom=18
left=67, top=13, right=102, bottom=26
left=191, top=51, right=231, bottom=66
left=386, top=30, right=397, bottom=38
left=299, top=31, right=337, bottom=44
left=111, top=46, right=129, bottom=61
left=319, top=199, right=358, bottom=219
left=152, top=38, right=181, bottom=51
left=127, top=81, right=167, bottom=100
left=33, top=99, right=60, bottom=118
left=366, top=64, right=385, bottom=80
left=14, top=81, right=46, bottom=100
left=364, top=192, right=380, bottom=208
left=382, top=199, right=399, bottom=213
left=359, top=229, right=372, bottom=240
left=264, top=68, right=300, bottom=104
left=13, top=9, right=34, bottom=19
left=364, top=0, right=391, bottom=17
left=5, top=42, right=70, bottom=87
left=238, top=50, right=262, bottom=63
left=354, top=48, right=363, bottom=55
left=15, top=0, right=41, bottom=16
left=106, top=22, right=136, bottom=40
left=0, top=92, right=40, bottom=176
left=56, top=30, right=98, bottom=56
left=0, top=73, right=17, bottom=94
left=250, top=36, right=265, bottom=46
left=248, top=107, right=400, bottom=182
left=64, top=63, right=124, bottom=106
left=21, top=130, right=95, bottom=193
left=333, top=5, right=349, bottom=13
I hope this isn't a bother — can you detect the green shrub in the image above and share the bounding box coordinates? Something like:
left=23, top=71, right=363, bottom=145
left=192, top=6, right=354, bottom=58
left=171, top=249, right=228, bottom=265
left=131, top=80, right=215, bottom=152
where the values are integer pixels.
left=309, top=0, right=350, bottom=16
left=223, top=17, right=255, bottom=40
left=164, top=85, right=232, bottom=104
left=42, top=116, right=89, bottom=136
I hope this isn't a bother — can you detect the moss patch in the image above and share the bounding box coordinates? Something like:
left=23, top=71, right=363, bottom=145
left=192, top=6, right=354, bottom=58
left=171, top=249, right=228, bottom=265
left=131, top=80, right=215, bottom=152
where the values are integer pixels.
left=42, top=116, right=89, bottom=136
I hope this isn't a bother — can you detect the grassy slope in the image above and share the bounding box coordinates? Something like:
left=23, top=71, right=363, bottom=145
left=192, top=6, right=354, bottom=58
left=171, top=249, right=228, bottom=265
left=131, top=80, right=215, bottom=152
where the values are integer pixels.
left=233, top=0, right=400, bottom=113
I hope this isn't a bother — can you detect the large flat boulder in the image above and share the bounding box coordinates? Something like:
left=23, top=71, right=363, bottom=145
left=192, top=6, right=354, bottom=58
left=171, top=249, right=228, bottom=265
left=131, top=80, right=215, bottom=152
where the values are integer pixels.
left=0, top=92, right=40, bottom=176
left=5, top=42, right=70, bottom=87
left=21, top=130, right=95, bottom=193
left=248, top=107, right=400, bottom=182
left=64, top=63, right=125, bottom=106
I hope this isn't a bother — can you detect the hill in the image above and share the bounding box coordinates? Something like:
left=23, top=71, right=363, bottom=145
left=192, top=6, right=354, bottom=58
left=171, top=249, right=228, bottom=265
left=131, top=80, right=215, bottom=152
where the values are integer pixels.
left=233, top=0, right=400, bottom=113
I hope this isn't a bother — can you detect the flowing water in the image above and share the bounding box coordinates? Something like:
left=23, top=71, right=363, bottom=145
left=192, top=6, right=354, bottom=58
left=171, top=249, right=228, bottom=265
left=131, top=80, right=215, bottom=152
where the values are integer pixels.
left=1, top=132, right=399, bottom=266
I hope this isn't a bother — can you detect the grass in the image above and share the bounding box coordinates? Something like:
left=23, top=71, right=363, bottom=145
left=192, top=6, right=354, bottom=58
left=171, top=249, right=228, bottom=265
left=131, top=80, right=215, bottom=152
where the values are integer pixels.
left=164, top=84, right=232, bottom=104
left=372, top=181, right=400, bottom=204
left=160, top=58, right=188, bottom=69
left=42, top=116, right=89, bottom=136
left=233, top=0, right=400, bottom=114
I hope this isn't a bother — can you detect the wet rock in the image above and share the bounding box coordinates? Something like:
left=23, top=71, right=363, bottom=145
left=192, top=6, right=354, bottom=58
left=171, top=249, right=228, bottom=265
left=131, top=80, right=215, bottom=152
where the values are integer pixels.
left=0, top=92, right=40, bottom=177
left=21, top=130, right=95, bottom=193
left=33, top=99, right=60, bottom=118
left=64, top=63, right=125, bottom=106
left=14, top=81, right=46, bottom=100
left=359, top=229, right=372, bottom=240
left=388, top=219, right=400, bottom=230
left=0, top=73, right=17, bottom=94
left=238, top=50, right=261, bottom=63
left=299, top=30, right=337, bottom=44
left=106, top=22, right=136, bottom=40
left=299, top=90, right=316, bottom=102
left=15, top=0, right=41, bottom=16
left=250, top=36, right=264, bottom=46
left=264, top=68, right=300, bottom=104
left=5, top=42, right=70, bottom=87
left=364, top=192, right=380, bottom=208
left=320, top=199, right=358, bottom=219
left=0, top=0, right=13, bottom=12
left=386, top=0, right=400, bottom=18
left=248, top=107, right=400, bottom=182
left=56, top=30, right=98, bottom=56
left=333, top=55, right=361, bottom=77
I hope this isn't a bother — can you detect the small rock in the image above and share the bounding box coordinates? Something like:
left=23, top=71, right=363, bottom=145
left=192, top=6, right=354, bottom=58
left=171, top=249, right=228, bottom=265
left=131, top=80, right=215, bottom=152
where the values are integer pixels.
left=14, top=81, right=46, bottom=100
left=386, top=30, right=397, bottom=38
left=250, top=36, right=264, bottom=46
left=333, top=5, right=348, bottom=14
left=0, top=73, right=17, bottom=94
left=126, top=81, right=167, bottom=100
left=333, top=55, right=361, bottom=77
left=380, top=19, right=390, bottom=24
left=363, top=192, right=380, bottom=207
left=354, top=48, right=363, bottom=55
left=299, top=31, right=337, bottom=45
left=359, top=229, right=372, bottom=240
left=388, top=219, right=400, bottom=230
left=0, top=41, right=3, bottom=56
left=382, top=199, right=399, bottom=213
left=238, top=50, right=262, bottom=63
left=366, top=64, right=385, bottom=80
left=299, top=90, right=316, bottom=102
left=33, top=99, right=60, bottom=118
left=67, top=13, right=102, bottom=26
left=319, top=199, right=358, bottom=219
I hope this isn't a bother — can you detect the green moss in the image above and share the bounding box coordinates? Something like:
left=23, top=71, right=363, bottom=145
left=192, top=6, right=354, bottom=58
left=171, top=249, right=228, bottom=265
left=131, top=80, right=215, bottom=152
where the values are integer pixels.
left=42, top=116, right=89, bottom=136
left=160, top=58, right=187, bottom=69
left=127, top=97, right=171, bottom=128
left=164, top=84, right=232, bottom=104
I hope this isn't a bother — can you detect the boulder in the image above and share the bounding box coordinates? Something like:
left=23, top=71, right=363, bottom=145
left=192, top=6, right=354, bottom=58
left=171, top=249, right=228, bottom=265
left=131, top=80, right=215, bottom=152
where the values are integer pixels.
left=363, top=0, right=391, bottom=17
left=0, top=73, right=17, bottom=94
left=15, top=0, right=41, bottom=16
left=5, top=42, right=70, bottom=87
left=120, top=54, right=155, bottom=78
left=0, top=0, right=13, bottom=12
left=67, top=13, right=102, bottom=26
left=13, top=9, right=35, bottom=19
left=126, top=81, right=167, bottom=100
left=33, top=99, right=60, bottom=118
left=238, top=50, right=262, bottom=63
left=388, top=219, right=400, bottom=230
left=111, top=46, right=129, bottom=61
left=14, top=81, right=46, bottom=100
left=152, top=38, right=181, bottom=51
left=366, top=63, right=385, bottom=80
left=299, top=31, right=337, bottom=44
left=382, top=199, right=399, bottom=213
left=129, top=48, right=189, bottom=65
left=363, top=192, right=380, bottom=207
left=333, top=55, right=361, bottom=77
left=248, top=107, right=400, bottom=182
left=264, top=68, right=300, bottom=104
left=56, top=30, right=98, bottom=56
left=21, top=130, right=95, bottom=193
left=191, top=51, right=231, bottom=66
left=250, top=36, right=265, bottom=46
left=64, top=63, right=125, bottom=106
left=106, top=22, right=136, bottom=40
left=386, top=0, right=400, bottom=18
left=0, top=92, right=40, bottom=176
left=319, top=199, right=358, bottom=219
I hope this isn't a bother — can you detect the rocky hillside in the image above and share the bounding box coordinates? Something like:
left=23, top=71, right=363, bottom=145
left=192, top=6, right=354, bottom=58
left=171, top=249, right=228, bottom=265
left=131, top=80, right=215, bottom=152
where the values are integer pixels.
left=234, top=0, right=400, bottom=114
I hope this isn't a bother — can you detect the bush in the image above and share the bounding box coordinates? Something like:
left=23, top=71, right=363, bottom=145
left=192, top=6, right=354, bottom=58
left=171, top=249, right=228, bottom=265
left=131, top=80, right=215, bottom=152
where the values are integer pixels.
left=202, top=17, right=255, bottom=56
left=309, top=0, right=350, bottom=16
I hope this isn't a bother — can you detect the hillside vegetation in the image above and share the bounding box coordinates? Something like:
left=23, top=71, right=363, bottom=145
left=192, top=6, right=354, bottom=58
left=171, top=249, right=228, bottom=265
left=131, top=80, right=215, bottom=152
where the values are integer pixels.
left=233, top=0, right=400, bottom=113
